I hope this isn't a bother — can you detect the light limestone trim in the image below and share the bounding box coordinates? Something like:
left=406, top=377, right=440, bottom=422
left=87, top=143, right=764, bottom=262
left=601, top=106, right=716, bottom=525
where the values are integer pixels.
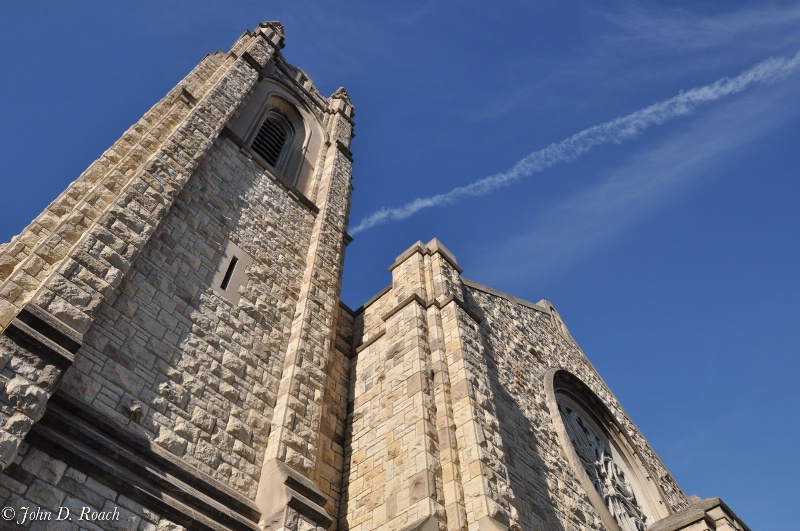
left=389, top=238, right=462, bottom=273
left=647, top=497, right=750, bottom=531
left=354, top=284, right=391, bottom=314
left=225, top=65, right=329, bottom=198
left=397, top=513, right=439, bottom=531
left=461, top=278, right=549, bottom=314
left=477, top=515, right=510, bottom=531
left=381, top=293, right=426, bottom=322
left=354, top=328, right=385, bottom=354
left=274, top=57, right=330, bottom=112
left=379, top=293, right=481, bottom=326
left=545, top=368, right=624, bottom=531
left=211, top=238, right=254, bottom=306
left=425, top=237, right=460, bottom=272
left=219, top=128, right=319, bottom=214
left=240, top=91, right=310, bottom=182
left=255, top=459, right=332, bottom=529
left=389, top=241, right=427, bottom=272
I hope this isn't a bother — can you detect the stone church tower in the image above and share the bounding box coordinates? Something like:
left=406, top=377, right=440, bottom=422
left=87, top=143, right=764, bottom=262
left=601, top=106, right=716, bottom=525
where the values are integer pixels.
left=0, top=22, right=747, bottom=531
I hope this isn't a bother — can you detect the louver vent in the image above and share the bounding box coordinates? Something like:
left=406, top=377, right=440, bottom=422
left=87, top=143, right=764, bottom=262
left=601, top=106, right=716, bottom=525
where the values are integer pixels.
left=252, top=115, right=290, bottom=167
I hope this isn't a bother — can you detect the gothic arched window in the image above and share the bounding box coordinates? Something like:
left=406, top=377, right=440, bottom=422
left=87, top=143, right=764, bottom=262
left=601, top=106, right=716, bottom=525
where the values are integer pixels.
left=251, top=110, right=294, bottom=171
left=545, top=370, right=669, bottom=531
left=557, top=396, right=649, bottom=531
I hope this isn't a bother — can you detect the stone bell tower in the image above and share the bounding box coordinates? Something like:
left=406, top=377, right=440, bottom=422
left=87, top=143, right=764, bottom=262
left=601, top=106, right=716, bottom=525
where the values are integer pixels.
left=0, top=22, right=354, bottom=530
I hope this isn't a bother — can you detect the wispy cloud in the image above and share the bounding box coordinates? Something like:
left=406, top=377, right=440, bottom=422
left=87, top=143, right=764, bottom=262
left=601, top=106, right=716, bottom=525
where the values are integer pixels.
left=602, top=3, right=800, bottom=54
left=471, top=4, right=800, bottom=125
left=471, top=79, right=800, bottom=285
left=350, top=49, right=800, bottom=235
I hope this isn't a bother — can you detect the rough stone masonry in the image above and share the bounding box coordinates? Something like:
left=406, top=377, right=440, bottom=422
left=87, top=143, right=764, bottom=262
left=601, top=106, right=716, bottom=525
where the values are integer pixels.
left=0, top=22, right=748, bottom=531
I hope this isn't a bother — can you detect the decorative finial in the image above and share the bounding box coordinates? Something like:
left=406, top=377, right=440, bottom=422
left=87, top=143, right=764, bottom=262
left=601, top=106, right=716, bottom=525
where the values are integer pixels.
left=331, top=87, right=351, bottom=103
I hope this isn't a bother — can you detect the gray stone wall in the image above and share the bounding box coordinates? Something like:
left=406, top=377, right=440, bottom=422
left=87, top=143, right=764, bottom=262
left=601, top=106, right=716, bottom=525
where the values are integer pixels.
left=58, top=134, right=316, bottom=499
left=463, top=283, right=689, bottom=523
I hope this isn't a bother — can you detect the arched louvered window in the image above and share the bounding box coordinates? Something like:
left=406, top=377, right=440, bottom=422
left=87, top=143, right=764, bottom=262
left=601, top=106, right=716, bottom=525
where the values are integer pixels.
left=251, top=111, right=294, bottom=170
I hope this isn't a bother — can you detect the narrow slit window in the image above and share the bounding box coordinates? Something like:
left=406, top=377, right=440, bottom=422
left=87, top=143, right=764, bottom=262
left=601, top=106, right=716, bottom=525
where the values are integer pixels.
left=220, top=256, right=238, bottom=290
left=212, top=240, right=253, bottom=305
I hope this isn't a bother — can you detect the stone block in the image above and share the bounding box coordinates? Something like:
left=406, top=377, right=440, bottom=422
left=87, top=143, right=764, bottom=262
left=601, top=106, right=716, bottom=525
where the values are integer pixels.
left=20, top=448, right=67, bottom=484
left=26, top=479, right=67, bottom=506
left=154, top=429, right=188, bottom=456
left=3, top=412, right=33, bottom=438
left=100, top=500, right=142, bottom=531
left=3, top=377, right=47, bottom=421
left=408, top=469, right=436, bottom=505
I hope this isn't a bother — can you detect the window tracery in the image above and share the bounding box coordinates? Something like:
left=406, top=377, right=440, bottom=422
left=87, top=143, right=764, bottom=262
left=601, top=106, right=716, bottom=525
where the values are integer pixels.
left=558, top=400, right=648, bottom=531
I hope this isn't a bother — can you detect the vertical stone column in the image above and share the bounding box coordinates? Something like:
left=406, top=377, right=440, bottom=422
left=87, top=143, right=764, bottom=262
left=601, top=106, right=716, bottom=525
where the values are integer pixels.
left=0, top=22, right=284, bottom=471
left=344, top=239, right=479, bottom=531
left=422, top=243, right=469, bottom=531
left=381, top=246, right=444, bottom=531
left=445, top=309, right=514, bottom=531
left=255, top=89, right=355, bottom=530
left=418, top=241, right=513, bottom=531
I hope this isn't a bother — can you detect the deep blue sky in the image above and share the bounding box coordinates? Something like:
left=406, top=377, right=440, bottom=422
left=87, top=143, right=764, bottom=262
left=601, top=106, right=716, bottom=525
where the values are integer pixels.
left=2, top=2, right=798, bottom=528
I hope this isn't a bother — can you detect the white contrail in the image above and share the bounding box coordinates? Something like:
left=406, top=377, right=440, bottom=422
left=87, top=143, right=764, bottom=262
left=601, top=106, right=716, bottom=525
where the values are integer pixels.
left=351, top=50, right=800, bottom=235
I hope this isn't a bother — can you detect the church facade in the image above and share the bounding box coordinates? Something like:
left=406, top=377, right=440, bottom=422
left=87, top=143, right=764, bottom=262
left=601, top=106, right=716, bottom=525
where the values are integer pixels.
left=0, top=22, right=747, bottom=531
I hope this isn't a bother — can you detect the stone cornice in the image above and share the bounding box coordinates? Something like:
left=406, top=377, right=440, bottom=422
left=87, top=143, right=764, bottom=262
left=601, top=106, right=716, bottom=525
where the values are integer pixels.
left=388, top=239, right=462, bottom=274
left=462, top=278, right=549, bottom=314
